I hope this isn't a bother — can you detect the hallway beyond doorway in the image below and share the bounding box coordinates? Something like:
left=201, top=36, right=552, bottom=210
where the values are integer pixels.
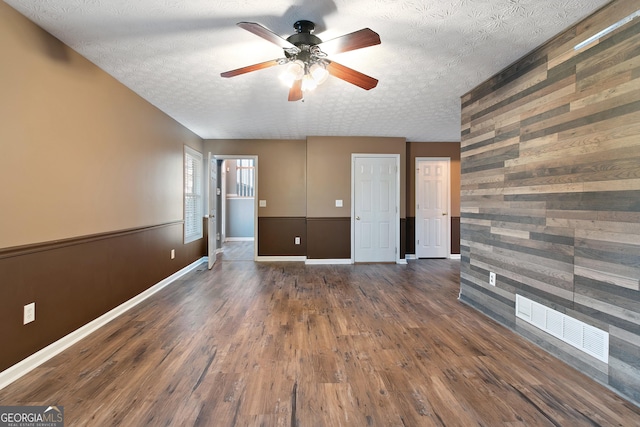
left=219, top=240, right=254, bottom=262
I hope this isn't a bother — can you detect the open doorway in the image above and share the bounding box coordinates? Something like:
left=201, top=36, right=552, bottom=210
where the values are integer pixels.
left=216, top=156, right=258, bottom=261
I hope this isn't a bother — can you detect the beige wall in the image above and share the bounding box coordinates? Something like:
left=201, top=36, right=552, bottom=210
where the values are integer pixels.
left=307, top=136, right=407, bottom=218
left=0, top=2, right=203, bottom=249
left=204, top=139, right=307, bottom=217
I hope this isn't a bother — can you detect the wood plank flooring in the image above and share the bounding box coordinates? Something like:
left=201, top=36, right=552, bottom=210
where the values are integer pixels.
left=220, top=240, right=255, bottom=261
left=1, top=247, right=639, bottom=426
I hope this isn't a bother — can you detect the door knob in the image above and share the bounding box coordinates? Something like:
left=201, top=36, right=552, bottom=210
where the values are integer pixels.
left=356, top=216, right=361, bottom=220
left=442, top=213, right=448, bottom=216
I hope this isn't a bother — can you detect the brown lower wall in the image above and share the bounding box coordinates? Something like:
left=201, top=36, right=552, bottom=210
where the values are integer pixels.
left=451, top=217, right=460, bottom=254
left=0, top=222, right=205, bottom=372
left=406, top=217, right=416, bottom=255
left=400, top=218, right=406, bottom=260
left=307, top=218, right=351, bottom=259
left=257, top=217, right=307, bottom=256
left=405, top=217, right=461, bottom=256
left=259, top=217, right=409, bottom=260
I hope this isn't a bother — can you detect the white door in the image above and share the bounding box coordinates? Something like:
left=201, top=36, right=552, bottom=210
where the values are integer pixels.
left=207, top=153, right=218, bottom=269
left=353, top=156, right=398, bottom=263
left=416, top=158, right=449, bottom=258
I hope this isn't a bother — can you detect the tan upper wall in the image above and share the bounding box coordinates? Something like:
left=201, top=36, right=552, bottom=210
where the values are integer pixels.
left=406, top=141, right=461, bottom=216
left=204, top=139, right=307, bottom=217
left=0, top=2, right=203, bottom=249
left=307, top=136, right=407, bottom=218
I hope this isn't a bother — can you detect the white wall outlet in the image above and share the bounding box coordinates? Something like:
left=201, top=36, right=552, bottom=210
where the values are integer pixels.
left=170, top=249, right=175, bottom=259
left=259, top=200, right=267, bottom=207
left=489, top=271, right=496, bottom=286
left=335, top=199, right=343, bottom=207
left=24, top=302, right=35, bottom=325
left=294, top=236, right=301, bottom=245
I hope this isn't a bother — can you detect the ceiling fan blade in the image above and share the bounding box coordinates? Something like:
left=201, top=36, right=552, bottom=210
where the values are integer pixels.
left=220, top=59, right=281, bottom=78
left=317, top=28, right=381, bottom=55
left=237, top=22, right=298, bottom=51
left=326, top=61, right=378, bottom=90
left=288, top=79, right=303, bottom=102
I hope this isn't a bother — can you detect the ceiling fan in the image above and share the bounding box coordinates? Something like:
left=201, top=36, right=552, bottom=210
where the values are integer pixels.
left=220, top=20, right=381, bottom=101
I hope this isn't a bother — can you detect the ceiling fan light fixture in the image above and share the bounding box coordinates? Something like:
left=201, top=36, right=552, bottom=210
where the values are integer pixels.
left=222, top=21, right=381, bottom=101
left=279, top=60, right=305, bottom=87
left=301, top=73, right=318, bottom=92
left=309, top=62, right=329, bottom=85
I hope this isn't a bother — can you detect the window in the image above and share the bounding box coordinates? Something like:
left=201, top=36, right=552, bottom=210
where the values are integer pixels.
left=235, top=159, right=255, bottom=197
left=184, top=146, right=203, bottom=243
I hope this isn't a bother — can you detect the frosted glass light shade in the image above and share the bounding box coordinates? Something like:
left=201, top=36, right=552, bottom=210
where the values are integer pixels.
left=309, top=63, right=329, bottom=84
left=301, top=74, right=318, bottom=92
left=279, top=60, right=304, bottom=87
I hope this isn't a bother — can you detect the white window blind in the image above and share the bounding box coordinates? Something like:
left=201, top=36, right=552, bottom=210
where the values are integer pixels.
left=236, top=159, right=255, bottom=197
left=184, top=146, right=203, bottom=243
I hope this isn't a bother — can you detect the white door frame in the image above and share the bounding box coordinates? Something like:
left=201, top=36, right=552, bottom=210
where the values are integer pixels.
left=207, top=152, right=217, bottom=269
left=351, top=154, right=401, bottom=264
left=211, top=154, right=258, bottom=261
left=415, top=157, right=451, bottom=258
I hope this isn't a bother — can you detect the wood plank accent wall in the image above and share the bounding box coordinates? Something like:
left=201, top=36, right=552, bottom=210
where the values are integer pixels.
left=459, top=0, right=640, bottom=405
left=0, top=222, right=205, bottom=372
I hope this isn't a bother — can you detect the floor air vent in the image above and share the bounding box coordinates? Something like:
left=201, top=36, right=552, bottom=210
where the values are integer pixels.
left=515, top=295, right=609, bottom=363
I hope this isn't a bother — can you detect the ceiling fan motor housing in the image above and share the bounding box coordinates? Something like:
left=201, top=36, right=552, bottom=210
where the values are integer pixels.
left=286, top=20, right=322, bottom=53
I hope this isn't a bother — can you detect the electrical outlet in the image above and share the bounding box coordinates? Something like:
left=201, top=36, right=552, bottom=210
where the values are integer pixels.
left=24, top=303, right=35, bottom=325
left=170, top=249, right=175, bottom=259
left=489, top=272, right=496, bottom=286
left=294, top=236, right=301, bottom=245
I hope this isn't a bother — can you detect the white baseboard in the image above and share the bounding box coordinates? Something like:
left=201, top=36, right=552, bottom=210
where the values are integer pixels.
left=0, top=257, right=207, bottom=391
left=256, top=256, right=306, bottom=262
left=405, top=254, right=459, bottom=260
left=305, top=259, right=353, bottom=265
left=225, top=237, right=254, bottom=242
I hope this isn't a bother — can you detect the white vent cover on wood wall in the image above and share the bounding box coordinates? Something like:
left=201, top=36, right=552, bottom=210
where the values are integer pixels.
left=515, top=295, right=609, bottom=363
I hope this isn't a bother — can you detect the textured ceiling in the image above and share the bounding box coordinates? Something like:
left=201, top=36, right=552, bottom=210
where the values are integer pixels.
left=6, top=0, right=610, bottom=141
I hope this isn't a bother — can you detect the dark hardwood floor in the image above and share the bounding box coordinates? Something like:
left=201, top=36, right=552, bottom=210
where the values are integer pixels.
left=1, top=251, right=639, bottom=426
left=219, top=240, right=255, bottom=262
